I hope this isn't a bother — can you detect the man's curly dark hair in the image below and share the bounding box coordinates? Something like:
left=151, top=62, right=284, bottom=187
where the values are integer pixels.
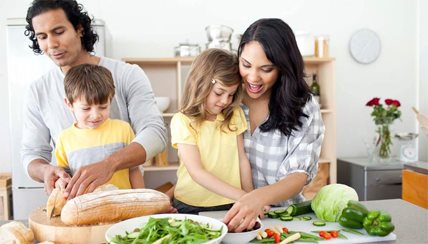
left=25, top=0, right=98, bottom=54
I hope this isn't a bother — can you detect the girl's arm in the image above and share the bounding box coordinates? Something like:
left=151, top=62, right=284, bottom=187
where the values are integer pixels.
left=237, top=134, right=253, bottom=192
left=178, top=143, right=247, bottom=201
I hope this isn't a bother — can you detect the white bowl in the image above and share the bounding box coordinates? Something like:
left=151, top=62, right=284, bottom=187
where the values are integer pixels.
left=105, top=213, right=227, bottom=243
left=154, top=96, right=170, bottom=112
left=222, top=219, right=262, bottom=244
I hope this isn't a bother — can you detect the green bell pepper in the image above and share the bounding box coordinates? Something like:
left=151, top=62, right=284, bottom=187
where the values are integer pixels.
left=338, top=200, right=368, bottom=229
left=363, top=210, right=395, bottom=237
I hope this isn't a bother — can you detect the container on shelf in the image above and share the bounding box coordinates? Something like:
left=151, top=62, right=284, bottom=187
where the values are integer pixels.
left=314, top=35, right=330, bottom=58
left=154, top=150, right=169, bottom=167
left=0, top=172, right=12, bottom=220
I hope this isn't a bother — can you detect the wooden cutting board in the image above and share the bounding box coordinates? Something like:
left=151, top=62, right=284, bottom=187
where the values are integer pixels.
left=28, top=207, right=113, bottom=243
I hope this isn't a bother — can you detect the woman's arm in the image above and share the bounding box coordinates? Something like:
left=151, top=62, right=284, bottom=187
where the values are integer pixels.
left=178, top=143, right=247, bottom=201
left=237, top=134, right=253, bottom=192
left=224, top=172, right=307, bottom=232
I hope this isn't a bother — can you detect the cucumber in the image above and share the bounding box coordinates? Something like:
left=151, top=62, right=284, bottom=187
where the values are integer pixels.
left=312, top=221, right=326, bottom=227
left=302, top=216, right=312, bottom=221
left=280, top=215, right=294, bottom=221
left=285, top=200, right=313, bottom=216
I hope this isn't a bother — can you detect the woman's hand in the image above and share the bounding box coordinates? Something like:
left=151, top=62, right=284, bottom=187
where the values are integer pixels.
left=223, top=191, right=265, bottom=232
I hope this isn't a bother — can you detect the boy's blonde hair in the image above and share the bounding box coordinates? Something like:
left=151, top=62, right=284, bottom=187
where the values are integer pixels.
left=181, top=48, right=242, bottom=131
left=64, top=64, right=115, bottom=105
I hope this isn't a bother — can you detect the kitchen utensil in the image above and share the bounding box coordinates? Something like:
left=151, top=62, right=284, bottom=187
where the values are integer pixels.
left=174, top=43, right=201, bottom=57
left=206, top=41, right=232, bottom=51
left=29, top=207, right=112, bottom=243
left=205, top=25, right=233, bottom=43
left=105, top=213, right=228, bottom=243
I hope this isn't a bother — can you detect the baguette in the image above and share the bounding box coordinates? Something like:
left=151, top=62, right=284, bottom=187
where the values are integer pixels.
left=0, top=221, right=34, bottom=244
left=46, top=187, right=67, bottom=218
left=61, top=189, right=171, bottom=225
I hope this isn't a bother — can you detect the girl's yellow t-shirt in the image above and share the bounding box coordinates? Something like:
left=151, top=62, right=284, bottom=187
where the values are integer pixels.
left=171, top=107, right=248, bottom=207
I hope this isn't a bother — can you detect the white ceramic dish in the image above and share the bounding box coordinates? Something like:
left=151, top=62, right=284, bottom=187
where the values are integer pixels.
left=154, top=96, right=170, bottom=112
left=105, top=213, right=227, bottom=243
left=222, top=219, right=262, bottom=244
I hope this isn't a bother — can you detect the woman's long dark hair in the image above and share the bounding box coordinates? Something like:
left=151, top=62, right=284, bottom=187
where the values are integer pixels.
left=25, top=0, right=98, bottom=54
left=238, top=18, right=311, bottom=136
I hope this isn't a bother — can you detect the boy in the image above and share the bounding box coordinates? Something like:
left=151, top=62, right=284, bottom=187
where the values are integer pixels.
left=55, top=64, right=144, bottom=189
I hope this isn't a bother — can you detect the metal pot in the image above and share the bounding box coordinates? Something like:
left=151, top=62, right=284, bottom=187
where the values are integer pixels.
left=205, top=25, right=233, bottom=42
left=206, top=41, right=232, bottom=51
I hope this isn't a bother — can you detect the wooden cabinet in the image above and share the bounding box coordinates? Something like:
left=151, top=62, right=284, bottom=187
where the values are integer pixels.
left=123, top=57, right=336, bottom=193
left=302, top=57, right=337, bottom=199
left=402, top=168, right=428, bottom=209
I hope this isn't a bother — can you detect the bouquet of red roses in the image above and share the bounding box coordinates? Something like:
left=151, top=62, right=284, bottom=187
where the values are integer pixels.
left=366, top=97, right=401, bottom=159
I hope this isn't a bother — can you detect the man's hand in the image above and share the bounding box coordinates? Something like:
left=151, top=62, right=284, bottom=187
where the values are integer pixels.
left=43, top=165, right=71, bottom=195
left=64, top=160, right=114, bottom=199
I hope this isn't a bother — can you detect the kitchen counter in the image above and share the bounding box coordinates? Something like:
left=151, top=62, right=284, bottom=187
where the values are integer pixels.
left=403, top=161, right=428, bottom=174
left=1, top=199, right=427, bottom=243
left=201, top=199, right=427, bottom=244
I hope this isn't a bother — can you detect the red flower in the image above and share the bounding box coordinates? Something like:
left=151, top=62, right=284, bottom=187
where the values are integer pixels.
left=385, top=99, right=401, bottom=107
left=385, top=99, right=394, bottom=105
left=366, top=97, right=380, bottom=106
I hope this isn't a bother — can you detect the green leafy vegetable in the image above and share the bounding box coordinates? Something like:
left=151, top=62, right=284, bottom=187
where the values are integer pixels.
left=111, top=217, right=222, bottom=243
left=311, top=184, right=359, bottom=222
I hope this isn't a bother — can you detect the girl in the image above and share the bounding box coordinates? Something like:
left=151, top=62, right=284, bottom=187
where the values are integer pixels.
left=170, top=48, right=253, bottom=214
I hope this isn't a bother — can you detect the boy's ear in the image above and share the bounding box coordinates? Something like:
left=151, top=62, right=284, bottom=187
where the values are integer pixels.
left=64, top=98, right=73, bottom=109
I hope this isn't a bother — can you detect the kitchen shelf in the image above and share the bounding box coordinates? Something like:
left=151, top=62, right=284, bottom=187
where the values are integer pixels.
left=124, top=56, right=336, bottom=193
left=318, top=158, right=331, bottom=164
left=144, top=163, right=179, bottom=171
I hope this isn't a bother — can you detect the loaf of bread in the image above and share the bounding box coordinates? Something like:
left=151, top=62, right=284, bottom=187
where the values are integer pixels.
left=61, top=189, right=171, bottom=225
left=0, top=221, right=34, bottom=244
left=46, top=187, right=67, bottom=218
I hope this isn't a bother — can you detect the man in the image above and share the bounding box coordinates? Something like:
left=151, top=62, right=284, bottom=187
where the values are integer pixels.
left=22, top=0, right=167, bottom=199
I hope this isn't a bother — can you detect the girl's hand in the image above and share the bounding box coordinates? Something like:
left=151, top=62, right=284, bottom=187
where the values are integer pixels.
left=223, top=191, right=264, bottom=232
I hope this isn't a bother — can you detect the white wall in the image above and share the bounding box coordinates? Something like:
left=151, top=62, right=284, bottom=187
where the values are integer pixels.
left=0, top=0, right=422, bottom=172
left=418, top=0, right=428, bottom=161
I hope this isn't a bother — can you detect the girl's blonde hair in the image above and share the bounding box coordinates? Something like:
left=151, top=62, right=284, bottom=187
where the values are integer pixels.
left=181, top=48, right=242, bottom=131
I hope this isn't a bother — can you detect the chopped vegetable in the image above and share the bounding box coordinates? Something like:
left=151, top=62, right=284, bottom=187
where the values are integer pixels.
left=279, top=232, right=301, bottom=244
left=311, top=184, right=359, bottom=221
left=312, top=221, right=326, bottom=227
left=111, top=217, right=222, bottom=243
left=285, top=200, right=313, bottom=216
left=363, top=210, right=395, bottom=236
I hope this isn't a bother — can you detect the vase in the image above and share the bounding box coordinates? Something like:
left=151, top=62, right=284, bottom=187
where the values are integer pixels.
left=374, top=123, right=393, bottom=161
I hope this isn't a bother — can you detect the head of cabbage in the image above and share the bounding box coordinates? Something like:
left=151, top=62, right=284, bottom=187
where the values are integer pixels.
left=311, top=184, right=358, bottom=222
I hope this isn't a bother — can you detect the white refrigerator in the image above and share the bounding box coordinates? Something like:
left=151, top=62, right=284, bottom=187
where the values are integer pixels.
left=6, top=18, right=106, bottom=220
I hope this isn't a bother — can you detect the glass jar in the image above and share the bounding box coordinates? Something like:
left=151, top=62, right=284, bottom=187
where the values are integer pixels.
left=314, top=35, right=330, bottom=58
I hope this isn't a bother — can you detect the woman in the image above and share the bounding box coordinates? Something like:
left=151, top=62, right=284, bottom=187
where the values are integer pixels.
left=223, top=18, right=325, bottom=232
